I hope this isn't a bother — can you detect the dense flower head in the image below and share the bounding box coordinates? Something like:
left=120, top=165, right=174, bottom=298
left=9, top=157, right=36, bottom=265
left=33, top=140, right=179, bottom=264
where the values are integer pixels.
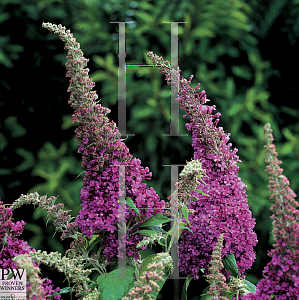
left=0, top=201, right=33, bottom=269
left=76, top=157, right=167, bottom=263
left=148, top=52, right=258, bottom=281
left=241, top=123, right=299, bottom=299
left=0, top=199, right=61, bottom=299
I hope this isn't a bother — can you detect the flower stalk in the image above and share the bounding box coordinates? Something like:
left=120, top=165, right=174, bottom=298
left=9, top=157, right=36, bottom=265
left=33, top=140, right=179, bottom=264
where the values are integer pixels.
left=147, top=51, right=258, bottom=283
left=203, top=233, right=230, bottom=300
left=241, top=123, right=299, bottom=299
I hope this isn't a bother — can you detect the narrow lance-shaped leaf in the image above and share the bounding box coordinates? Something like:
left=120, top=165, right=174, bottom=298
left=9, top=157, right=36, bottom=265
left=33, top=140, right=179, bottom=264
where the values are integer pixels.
left=182, top=204, right=191, bottom=226
left=195, top=188, right=210, bottom=197
left=181, top=275, right=193, bottom=300
left=125, top=197, right=141, bottom=219
left=222, top=254, right=239, bottom=278
left=244, top=279, right=257, bottom=293
left=135, top=213, right=171, bottom=228
left=48, top=287, right=74, bottom=300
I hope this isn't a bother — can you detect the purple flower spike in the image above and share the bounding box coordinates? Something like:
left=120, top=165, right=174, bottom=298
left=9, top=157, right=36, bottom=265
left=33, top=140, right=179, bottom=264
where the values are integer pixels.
left=147, top=51, right=258, bottom=282
left=41, top=23, right=168, bottom=265
left=241, top=123, right=299, bottom=299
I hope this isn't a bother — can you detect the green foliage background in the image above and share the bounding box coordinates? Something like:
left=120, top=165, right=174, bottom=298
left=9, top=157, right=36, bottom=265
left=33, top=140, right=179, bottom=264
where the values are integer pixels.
left=1, top=0, right=299, bottom=298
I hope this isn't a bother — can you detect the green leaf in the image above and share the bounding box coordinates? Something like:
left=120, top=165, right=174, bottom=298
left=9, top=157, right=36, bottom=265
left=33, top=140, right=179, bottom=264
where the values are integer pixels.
left=48, top=287, right=74, bottom=299
left=181, top=276, right=193, bottom=300
left=244, top=279, right=256, bottom=293
left=52, top=224, right=64, bottom=238
left=178, top=225, right=193, bottom=234
left=134, top=225, right=168, bottom=242
left=135, top=11, right=154, bottom=23
left=195, top=189, right=210, bottom=197
left=226, top=102, right=243, bottom=117
left=146, top=134, right=157, bottom=152
left=191, top=26, right=216, bottom=38
left=145, top=225, right=167, bottom=234
left=7, top=273, right=13, bottom=280
left=93, top=55, right=105, bottom=67
left=132, top=229, right=157, bottom=237
left=125, top=197, right=141, bottom=218
left=248, top=51, right=258, bottom=67
left=245, top=87, right=256, bottom=111
left=97, top=266, right=136, bottom=300
left=132, top=105, right=157, bottom=119
left=135, top=213, right=171, bottom=228
left=97, top=245, right=104, bottom=256
left=231, top=65, right=253, bottom=80
left=89, top=232, right=110, bottom=252
left=182, top=205, right=191, bottom=226
left=89, top=235, right=99, bottom=246
left=225, top=77, right=236, bottom=99
left=222, top=254, right=239, bottom=278
left=91, top=70, right=109, bottom=81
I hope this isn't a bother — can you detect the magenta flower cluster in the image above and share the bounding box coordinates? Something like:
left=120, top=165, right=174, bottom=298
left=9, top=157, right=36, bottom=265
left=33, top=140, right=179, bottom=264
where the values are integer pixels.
left=42, top=23, right=169, bottom=266
left=77, top=157, right=167, bottom=263
left=0, top=200, right=61, bottom=299
left=147, top=52, right=258, bottom=281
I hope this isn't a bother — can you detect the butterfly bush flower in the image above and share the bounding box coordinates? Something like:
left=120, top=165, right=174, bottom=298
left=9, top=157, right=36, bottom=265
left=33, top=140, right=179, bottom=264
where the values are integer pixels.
left=11, top=192, right=79, bottom=241
left=241, top=123, right=299, bottom=299
left=204, top=234, right=251, bottom=300
left=42, top=23, right=168, bottom=266
left=147, top=52, right=258, bottom=282
left=0, top=199, right=61, bottom=299
left=203, top=233, right=230, bottom=300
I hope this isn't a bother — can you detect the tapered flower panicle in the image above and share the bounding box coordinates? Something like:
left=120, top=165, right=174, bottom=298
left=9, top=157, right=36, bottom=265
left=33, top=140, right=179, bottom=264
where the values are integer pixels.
left=242, top=123, right=299, bottom=299
left=42, top=22, right=132, bottom=176
left=11, top=192, right=79, bottom=241
left=42, top=23, right=168, bottom=265
left=147, top=51, right=258, bottom=281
